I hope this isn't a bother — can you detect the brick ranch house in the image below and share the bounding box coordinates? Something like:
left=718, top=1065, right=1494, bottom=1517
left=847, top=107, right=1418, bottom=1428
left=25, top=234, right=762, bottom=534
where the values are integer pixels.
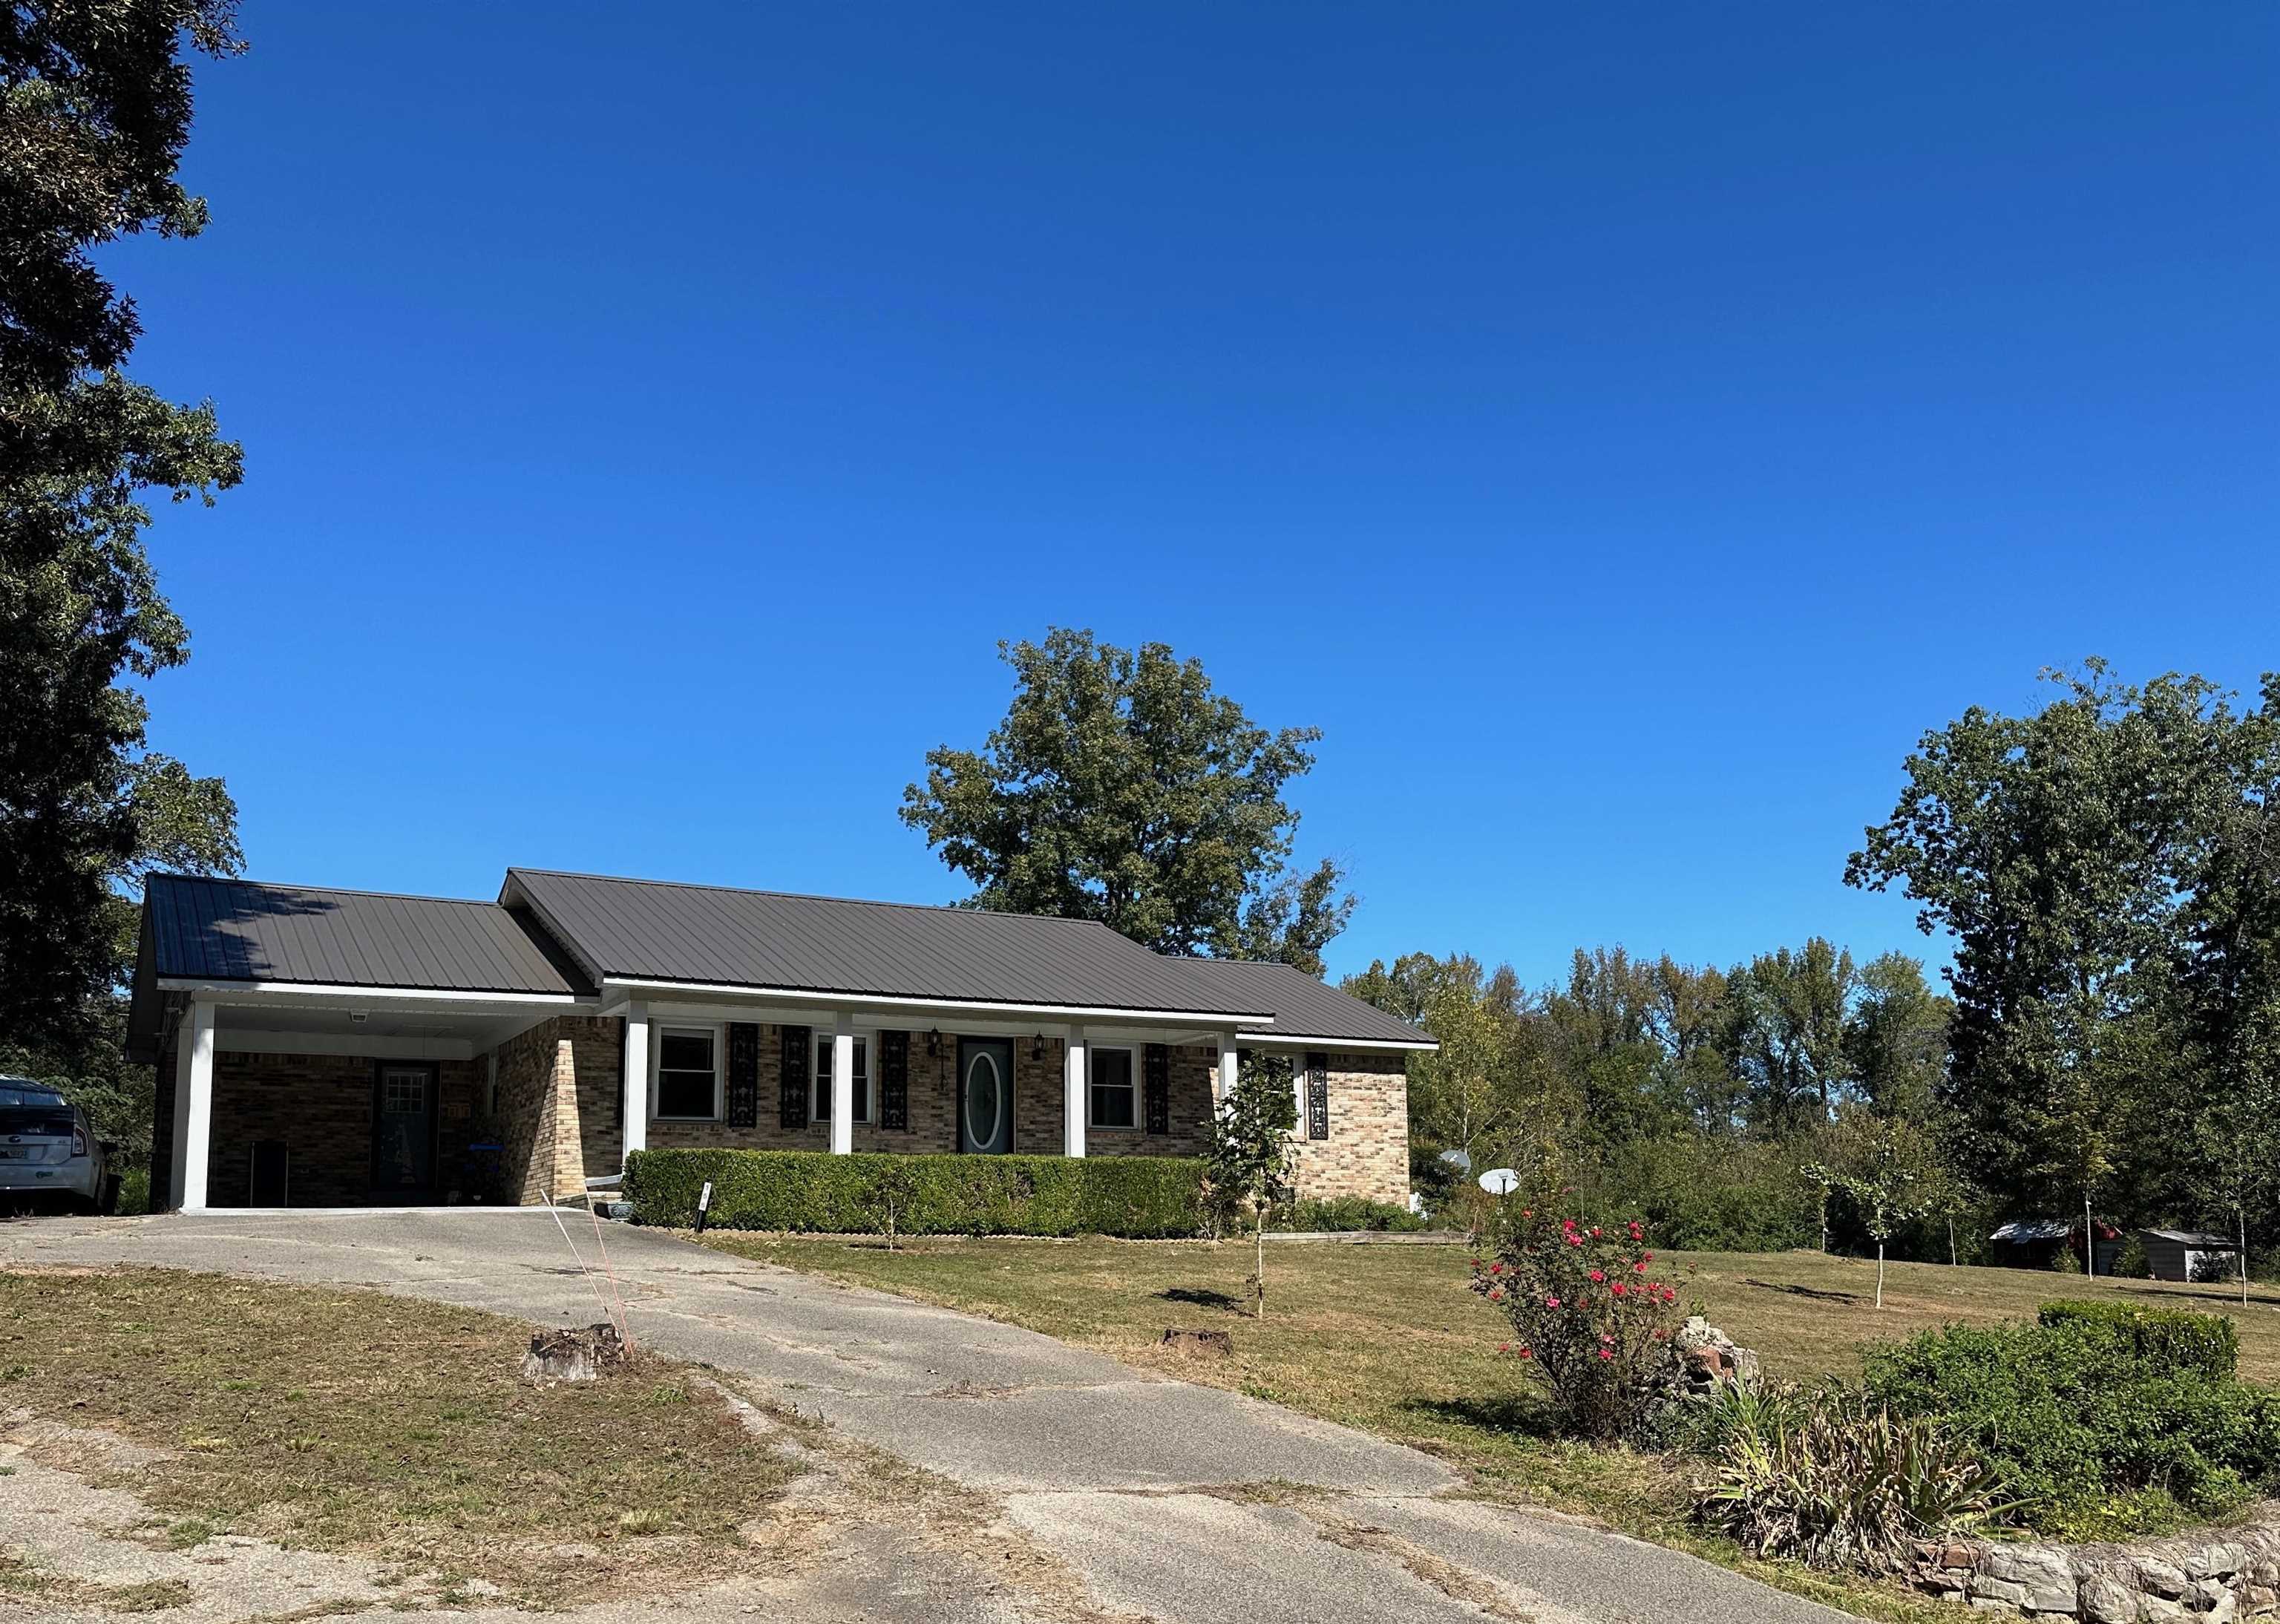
left=126, top=869, right=1435, bottom=1213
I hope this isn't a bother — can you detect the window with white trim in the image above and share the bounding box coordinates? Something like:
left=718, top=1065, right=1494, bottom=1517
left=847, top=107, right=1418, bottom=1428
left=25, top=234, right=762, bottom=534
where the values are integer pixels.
left=813, top=1035, right=871, bottom=1124
left=1089, top=1045, right=1137, bottom=1129
left=655, top=1027, right=721, bottom=1120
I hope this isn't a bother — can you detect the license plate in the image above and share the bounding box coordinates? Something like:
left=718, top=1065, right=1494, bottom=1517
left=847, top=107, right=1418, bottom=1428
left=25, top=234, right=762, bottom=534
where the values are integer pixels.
left=0, top=1148, right=23, bottom=1160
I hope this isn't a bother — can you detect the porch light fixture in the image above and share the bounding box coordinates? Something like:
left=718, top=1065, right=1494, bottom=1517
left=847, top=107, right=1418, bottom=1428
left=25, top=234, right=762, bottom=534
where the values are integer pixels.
left=1030, top=1032, right=1045, bottom=1062
left=926, top=1029, right=940, bottom=1058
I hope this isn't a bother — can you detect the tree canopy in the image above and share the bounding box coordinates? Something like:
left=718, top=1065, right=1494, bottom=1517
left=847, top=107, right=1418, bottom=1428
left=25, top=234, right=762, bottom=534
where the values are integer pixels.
left=1, top=1, right=245, bottom=1052
left=902, top=628, right=1352, bottom=970
left=1848, top=663, right=2280, bottom=1231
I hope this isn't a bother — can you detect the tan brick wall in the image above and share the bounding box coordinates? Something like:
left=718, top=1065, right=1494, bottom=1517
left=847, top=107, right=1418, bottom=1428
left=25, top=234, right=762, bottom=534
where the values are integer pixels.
left=1286, top=1051, right=1410, bottom=1207
left=489, top=1015, right=616, bottom=1205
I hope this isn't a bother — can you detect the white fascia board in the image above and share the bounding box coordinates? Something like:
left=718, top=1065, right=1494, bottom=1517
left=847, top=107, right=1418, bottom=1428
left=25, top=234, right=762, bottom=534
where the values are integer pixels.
left=157, top=979, right=594, bottom=1016
left=211, top=1030, right=476, bottom=1061
left=599, top=977, right=1274, bottom=1028
left=1236, top=1032, right=1439, bottom=1053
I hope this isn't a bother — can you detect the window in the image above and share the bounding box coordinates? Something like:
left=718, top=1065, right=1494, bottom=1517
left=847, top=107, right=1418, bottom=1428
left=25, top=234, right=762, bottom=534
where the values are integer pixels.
left=655, top=1027, right=720, bottom=1119
left=1090, top=1046, right=1136, bottom=1129
left=813, top=1035, right=871, bottom=1124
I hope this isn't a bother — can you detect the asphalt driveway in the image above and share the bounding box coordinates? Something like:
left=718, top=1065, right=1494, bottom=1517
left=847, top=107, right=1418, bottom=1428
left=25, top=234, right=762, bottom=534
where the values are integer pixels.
left=0, top=1211, right=1854, bottom=1623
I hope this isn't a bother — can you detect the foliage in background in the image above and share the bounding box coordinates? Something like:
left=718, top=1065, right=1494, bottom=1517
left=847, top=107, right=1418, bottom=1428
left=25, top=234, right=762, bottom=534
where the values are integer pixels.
left=1861, top=1300, right=2280, bottom=1540
left=623, top=1147, right=1204, bottom=1239
left=1849, top=663, right=2280, bottom=1254
left=900, top=628, right=1352, bottom=972
left=1471, top=1200, right=1684, bottom=1442
left=1, top=1, right=246, bottom=1054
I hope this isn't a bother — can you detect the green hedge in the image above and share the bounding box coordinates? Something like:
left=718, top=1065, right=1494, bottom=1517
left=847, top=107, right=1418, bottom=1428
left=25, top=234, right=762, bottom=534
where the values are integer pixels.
left=623, top=1147, right=1205, bottom=1238
left=2038, top=1297, right=2239, bottom=1380
left=1863, top=1306, right=2279, bottom=1539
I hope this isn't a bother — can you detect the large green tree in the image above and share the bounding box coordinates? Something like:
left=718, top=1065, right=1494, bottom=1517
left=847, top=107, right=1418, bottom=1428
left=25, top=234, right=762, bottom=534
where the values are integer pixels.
left=1, top=1, right=244, bottom=1052
left=902, top=628, right=1352, bottom=968
left=1847, top=664, right=2273, bottom=1224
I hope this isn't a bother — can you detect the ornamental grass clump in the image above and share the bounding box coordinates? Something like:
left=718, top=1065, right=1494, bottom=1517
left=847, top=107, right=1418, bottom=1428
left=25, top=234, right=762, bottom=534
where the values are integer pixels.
left=1694, top=1382, right=2013, bottom=1574
left=1470, top=1206, right=1685, bottom=1441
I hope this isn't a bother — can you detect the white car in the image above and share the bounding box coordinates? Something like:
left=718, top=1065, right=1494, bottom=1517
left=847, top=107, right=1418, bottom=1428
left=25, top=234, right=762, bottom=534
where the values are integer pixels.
left=0, top=1077, right=117, bottom=1214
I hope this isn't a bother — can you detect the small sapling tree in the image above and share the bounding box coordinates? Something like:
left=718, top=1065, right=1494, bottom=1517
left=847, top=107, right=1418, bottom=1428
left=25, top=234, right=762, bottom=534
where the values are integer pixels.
left=1207, top=1052, right=1298, bottom=1317
left=1806, top=1116, right=1939, bottom=1309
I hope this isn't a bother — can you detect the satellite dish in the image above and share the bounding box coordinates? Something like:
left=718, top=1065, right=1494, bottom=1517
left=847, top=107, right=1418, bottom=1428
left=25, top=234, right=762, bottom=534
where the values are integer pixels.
left=1438, top=1148, right=1473, bottom=1172
left=1478, top=1168, right=1519, bottom=1196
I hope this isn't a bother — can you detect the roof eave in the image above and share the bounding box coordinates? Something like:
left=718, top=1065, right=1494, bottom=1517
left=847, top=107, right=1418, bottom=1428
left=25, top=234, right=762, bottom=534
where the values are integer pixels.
left=596, top=975, right=1277, bottom=1027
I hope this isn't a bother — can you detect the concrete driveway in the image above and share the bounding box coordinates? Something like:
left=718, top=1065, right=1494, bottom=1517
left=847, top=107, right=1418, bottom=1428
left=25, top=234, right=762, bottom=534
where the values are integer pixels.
left=0, top=1211, right=1854, bottom=1623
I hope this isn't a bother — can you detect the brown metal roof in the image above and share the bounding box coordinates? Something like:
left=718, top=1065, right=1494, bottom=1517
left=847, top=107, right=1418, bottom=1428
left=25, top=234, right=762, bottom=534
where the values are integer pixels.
left=1177, top=958, right=1437, bottom=1047
left=142, top=874, right=588, bottom=995
left=502, top=868, right=1274, bottom=1018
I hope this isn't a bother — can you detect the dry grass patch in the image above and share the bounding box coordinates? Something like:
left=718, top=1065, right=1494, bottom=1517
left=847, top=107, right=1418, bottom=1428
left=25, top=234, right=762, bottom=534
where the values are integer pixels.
left=708, top=1232, right=2280, bottom=1624
left=0, top=1266, right=801, bottom=1605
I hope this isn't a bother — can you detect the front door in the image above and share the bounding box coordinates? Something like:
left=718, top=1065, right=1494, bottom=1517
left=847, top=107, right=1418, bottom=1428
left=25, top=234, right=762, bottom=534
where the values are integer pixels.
left=373, top=1064, right=436, bottom=1199
left=957, top=1038, right=1014, bottom=1154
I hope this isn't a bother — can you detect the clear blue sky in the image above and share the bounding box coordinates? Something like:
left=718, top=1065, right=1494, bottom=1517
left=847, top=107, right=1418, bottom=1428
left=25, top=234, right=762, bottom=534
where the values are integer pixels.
left=117, top=4, right=2279, bottom=988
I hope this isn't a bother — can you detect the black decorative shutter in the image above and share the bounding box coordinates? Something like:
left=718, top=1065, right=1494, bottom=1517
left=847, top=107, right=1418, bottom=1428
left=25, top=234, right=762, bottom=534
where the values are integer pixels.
left=1306, top=1051, right=1330, bottom=1140
left=779, top=1024, right=810, bottom=1129
left=1143, top=1043, right=1170, bottom=1136
left=726, top=1023, right=760, bottom=1127
left=879, top=1029, right=909, bottom=1131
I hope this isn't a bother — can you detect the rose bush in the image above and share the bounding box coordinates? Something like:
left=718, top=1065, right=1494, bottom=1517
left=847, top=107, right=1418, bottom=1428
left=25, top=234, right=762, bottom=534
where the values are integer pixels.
left=1471, top=1205, right=1686, bottom=1441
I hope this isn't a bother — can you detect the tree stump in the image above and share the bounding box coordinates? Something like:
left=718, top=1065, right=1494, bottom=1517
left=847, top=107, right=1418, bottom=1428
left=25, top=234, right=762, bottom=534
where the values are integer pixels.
left=522, top=1321, right=626, bottom=1384
left=1159, top=1327, right=1235, bottom=1358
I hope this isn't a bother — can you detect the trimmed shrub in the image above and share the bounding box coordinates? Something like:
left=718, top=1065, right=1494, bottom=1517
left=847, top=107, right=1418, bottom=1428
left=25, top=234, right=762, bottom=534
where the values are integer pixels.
left=1277, top=1196, right=1424, bottom=1234
left=1862, top=1311, right=2280, bottom=1540
left=622, top=1148, right=1203, bottom=1239
left=2038, top=1298, right=2238, bottom=1381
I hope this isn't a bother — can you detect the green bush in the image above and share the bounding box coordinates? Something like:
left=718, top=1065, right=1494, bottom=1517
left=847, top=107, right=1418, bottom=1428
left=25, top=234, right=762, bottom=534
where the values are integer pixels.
left=1862, top=1309, right=2280, bottom=1540
left=1277, top=1196, right=1423, bottom=1233
left=622, top=1148, right=1203, bottom=1239
left=1588, top=1133, right=1824, bottom=1254
left=2114, top=1233, right=2152, bottom=1279
left=2038, top=1298, right=2238, bottom=1380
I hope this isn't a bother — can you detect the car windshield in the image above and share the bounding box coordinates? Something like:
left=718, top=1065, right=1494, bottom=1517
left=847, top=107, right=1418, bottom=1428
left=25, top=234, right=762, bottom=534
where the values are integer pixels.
left=0, top=1107, right=75, bottom=1136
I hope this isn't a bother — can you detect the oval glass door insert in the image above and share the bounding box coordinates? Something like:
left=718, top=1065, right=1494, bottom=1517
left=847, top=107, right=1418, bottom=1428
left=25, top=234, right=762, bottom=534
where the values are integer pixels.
left=965, top=1050, right=1003, bottom=1149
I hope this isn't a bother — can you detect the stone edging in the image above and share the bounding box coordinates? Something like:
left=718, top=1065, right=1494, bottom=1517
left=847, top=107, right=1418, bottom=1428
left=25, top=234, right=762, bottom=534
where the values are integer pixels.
left=1909, top=1509, right=2280, bottom=1620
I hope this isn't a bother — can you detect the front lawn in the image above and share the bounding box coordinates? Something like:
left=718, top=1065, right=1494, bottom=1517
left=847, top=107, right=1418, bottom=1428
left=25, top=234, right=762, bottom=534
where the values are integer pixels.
left=701, top=1233, right=2280, bottom=1623
left=0, top=1267, right=801, bottom=1606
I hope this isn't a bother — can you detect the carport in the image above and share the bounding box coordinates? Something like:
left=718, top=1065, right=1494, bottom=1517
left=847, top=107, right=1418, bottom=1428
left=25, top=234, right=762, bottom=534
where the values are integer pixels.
left=128, top=877, right=603, bottom=1211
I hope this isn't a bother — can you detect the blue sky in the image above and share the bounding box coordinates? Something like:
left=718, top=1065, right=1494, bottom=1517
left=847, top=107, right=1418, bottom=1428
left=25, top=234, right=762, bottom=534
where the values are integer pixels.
left=117, top=4, right=2279, bottom=987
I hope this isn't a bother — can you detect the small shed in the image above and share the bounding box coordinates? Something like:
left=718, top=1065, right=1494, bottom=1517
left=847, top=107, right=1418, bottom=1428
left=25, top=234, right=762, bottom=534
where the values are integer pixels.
left=1989, top=1216, right=2123, bottom=1273
left=2136, top=1229, right=2241, bottom=1284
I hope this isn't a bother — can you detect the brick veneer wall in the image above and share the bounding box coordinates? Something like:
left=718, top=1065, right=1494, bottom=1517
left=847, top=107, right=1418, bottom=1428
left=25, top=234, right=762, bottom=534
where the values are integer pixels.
left=155, top=1049, right=479, bottom=1208
left=489, top=1016, right=603, bottom=1205
left=1286, top=1051, right=1410, bottom=1206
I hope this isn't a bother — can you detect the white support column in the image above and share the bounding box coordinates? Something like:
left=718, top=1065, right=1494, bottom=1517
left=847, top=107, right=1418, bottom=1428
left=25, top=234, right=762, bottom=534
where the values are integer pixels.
left=830, top=1013, right=856, bottom=1155
left=1294, top=1055, right=1308, bottom=1137
left=620, top=1001, right=649, bottom=1169
left=1064, top=1025, right=1088, bottom=1159
left=1217, top=1039, right=1239, bottom=1110
left=179, top=1000, right=215, bottom=1212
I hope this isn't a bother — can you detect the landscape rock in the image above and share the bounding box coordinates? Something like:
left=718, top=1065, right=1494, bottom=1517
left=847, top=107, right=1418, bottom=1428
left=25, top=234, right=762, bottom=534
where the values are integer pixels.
left=1905, top=1505, right=2280, bottom=1623
left=1656, top=1316, right=1761, bottom=1402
